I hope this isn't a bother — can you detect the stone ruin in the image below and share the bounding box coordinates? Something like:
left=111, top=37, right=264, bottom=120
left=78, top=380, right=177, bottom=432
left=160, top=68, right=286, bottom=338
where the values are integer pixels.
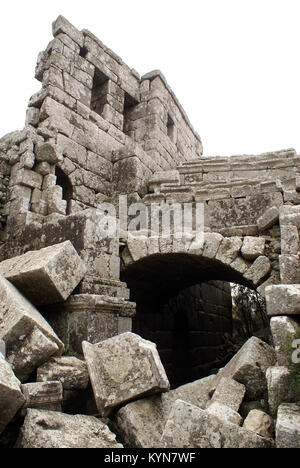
left=0, top=15, right=299, bottom=448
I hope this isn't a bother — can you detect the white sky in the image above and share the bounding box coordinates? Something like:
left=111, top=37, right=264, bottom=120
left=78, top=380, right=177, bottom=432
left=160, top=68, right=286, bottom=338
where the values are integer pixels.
left=1, top=0, right=300, bottom=157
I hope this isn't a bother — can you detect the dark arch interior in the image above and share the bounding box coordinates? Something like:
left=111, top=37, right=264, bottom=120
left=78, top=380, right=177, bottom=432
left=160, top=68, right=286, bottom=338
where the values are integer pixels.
left=121, top=252, right=265, bottom=388
left=55, top=166, right=73, bottom=215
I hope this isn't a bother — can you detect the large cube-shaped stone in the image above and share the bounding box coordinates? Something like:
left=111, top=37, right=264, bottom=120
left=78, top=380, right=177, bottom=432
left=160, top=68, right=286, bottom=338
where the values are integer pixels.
left=0, top=275, right=64, bottom=381
left=266, top=284, right=300, bottom=316
left=0, top=355, right=25, bottom=434
left=270, top=316, right=300, bottom=365
left=0, top=241, right=87, bottom=305
left=213, top=337, right=276, bottom=399
left=161, top=400, right=273, bottom=448
left=82, top=332, right=170, bottom=417
left=208, top=377, right=246, bottom=412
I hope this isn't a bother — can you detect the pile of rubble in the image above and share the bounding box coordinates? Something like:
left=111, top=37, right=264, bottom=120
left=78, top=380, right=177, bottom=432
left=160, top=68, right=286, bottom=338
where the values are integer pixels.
left=0, top=240, right=299, bottom=448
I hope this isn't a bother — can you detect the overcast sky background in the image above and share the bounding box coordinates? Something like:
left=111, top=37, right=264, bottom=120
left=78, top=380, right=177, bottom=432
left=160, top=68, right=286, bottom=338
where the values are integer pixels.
left=1, top=0, right=299, bottom=156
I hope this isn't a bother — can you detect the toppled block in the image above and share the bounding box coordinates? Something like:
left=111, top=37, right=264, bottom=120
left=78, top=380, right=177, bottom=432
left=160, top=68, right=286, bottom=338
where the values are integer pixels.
left=206, top=402, right=243, bottom=426
left=257, top=206, right=279, bottom=231
left=266, top=366, right=299, bottom=418
left=243, top=410, right=274, bottom=440
left=21, top=381, right=63, bottom=412
left=18, top=409, right=123, bottom=448
left=241, top=236, right=265, bottom=260
left=208, top=377, right=246, bottom=412
left=214, top=337, right=276, bottom=399
left=243, top=256, right=271, bottom=286
left=82, top=332, right=170, bottom=417
left=113, top=375, right=216, bottom=448
left=0, top=276, right=64, bottom=382
left=161, top=400, right=273, bottom=448
left=266, top=284, right=300, bottom=316
left=276, top=403, right=300, bottom=448
left=37, top=356, right=89, bottom=390
left=270, top=316, right=300, bottom=365
left=0, top=355, right=25, bottom=434
left=0, top=241, right=87, bottom=305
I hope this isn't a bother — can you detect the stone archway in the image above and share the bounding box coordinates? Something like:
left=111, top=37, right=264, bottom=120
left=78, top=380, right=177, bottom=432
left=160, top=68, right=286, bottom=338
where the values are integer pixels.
left=120, top=231, right=275, bottom=386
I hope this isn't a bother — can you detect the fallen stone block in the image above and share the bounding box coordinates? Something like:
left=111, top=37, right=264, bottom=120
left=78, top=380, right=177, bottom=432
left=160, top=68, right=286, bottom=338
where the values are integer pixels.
left=21, top=381, right=63, bottom=413
left=213, top=337, right=276, bottom=399
left=206, top=402, right=243, bottom=426
left=0, top=354, right=25, bottom=434
left=0, top=276, right=64, bottom=382
left=266, top=284, right=300, bottom=316
left=276, top=403, right=300, bottom=448
left=270, top=316, right=300, bottom=365
left=37, top=356, right=89, bottom=390
left=82, top=332, right=170, bottom=417
left=0, top=241, right=87, bottom=305
left=257, top=206, right=279, bottom=231
left=208, top=377, right=246, bottom=412
left=161, top=400, right=273, bottom=448
left=241, top=236, right=265, bottom=261
left=18, top=409, right=123, bottom=448
left=243, top=256, right=271, bottom=286
left=113, top=375, right=216, bottom=448
left=243, top=409, right=274, bottom=440
left=266, top=366, right=299, bottom=418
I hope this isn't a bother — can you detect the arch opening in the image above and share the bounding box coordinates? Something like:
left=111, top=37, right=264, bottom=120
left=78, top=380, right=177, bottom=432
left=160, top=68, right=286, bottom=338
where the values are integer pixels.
left=121, top=252, right=270, bottom=388
left=55, top=166, right=73, bottom=215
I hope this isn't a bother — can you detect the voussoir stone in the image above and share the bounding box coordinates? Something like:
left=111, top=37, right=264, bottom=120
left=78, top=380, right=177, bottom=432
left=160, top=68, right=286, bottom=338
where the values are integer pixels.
left=257, top=206, right=279, bottom=231
left=0, top=354, right=26, bottom=434
left=241, top=236, right=265, bottom=261
left=18, top=409, right=123, bottom=448
left=37, top=356, right=89, bottom=390
left=82, top=332, right=170, bottom=417
left=0, top=275, right=64, bottom=382
left=161, top=400, right=273, bottom=448
left=0, top=241, right=87, bottom=305
left=113, top=375, right=216, bottom=448
left=213, top=337, right=276, bottom=399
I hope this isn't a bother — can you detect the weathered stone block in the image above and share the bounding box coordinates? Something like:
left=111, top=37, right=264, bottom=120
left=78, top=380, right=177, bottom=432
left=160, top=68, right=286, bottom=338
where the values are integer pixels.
left=113, top=375, right=216, bottom=448
left=257, top=206, right=279, bottom=231
left=21, top=381, right=63, bottom=412
left=214, top=337, right=276, bottom=399
left=161, top=400, right=273, bottom=448
left=241, top=236, right=265, bottom=260
left=215, top=236, right=242, bottom=265
left=37, top=356, right=89, bottom=390
left=243, top=409, right=274, bottom=439
left=270, top=316, right=300, bottom=365
left=52, top=15, right=84, bottom=47
left=266, top=284, right=300, bottom=316
left=0, top=276, right=64, bottom=381
left=276, top=403, right=300, bottom=448
left=266, top=366, right=299, bottom=418
left=206, top=401, right=243, bottom=426
left=208, top=377, right=246, bottom=411
left=202, top=232, right=223, bottom=259
left=0, top=241, right=87, bottom=305
left=0, top=354, right=25, bottom=434
left=280, top=224, right=299, bottom=255
left=82, top=332, right=170, bottom=417
left=18, top=409, right=123, bottom=448
left=279, top=255, right=300, bottom=284
left=244, top=256, right=271, bottom=286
